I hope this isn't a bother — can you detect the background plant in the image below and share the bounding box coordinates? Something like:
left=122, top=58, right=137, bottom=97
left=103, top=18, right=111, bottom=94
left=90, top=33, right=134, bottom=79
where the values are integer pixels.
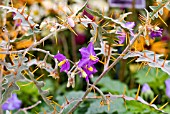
left=0, top=0, right=170, bottom=114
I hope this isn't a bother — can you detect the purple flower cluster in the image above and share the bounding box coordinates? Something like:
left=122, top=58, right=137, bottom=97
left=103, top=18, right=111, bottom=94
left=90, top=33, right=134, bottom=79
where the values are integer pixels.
left=2, top=94, right=22, bottom=110
left=54, top=53, right=70, bottom=72
left=149, top=27, right=163, bottom=39
left=78, top=42, right=99, bottom=81
left=54, top=42, right=98, bottom=82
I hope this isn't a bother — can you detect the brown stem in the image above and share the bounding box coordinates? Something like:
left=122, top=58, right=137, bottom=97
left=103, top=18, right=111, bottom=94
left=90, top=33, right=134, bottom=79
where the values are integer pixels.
left=67, top=30, right=143, bottom=113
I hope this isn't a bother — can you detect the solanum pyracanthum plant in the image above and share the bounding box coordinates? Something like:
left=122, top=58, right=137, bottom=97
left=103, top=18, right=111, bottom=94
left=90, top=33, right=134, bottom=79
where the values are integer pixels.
left=0, top=0, right=170, bottom=113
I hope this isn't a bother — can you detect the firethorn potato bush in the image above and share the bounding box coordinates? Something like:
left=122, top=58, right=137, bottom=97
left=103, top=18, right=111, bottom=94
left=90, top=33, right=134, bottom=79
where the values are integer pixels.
left=0, top=0, right=170, bottom=113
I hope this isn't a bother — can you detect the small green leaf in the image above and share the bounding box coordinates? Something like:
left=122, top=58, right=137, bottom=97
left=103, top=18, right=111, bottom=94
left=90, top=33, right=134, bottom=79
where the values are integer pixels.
left=92, top=76, right=128, bottom=94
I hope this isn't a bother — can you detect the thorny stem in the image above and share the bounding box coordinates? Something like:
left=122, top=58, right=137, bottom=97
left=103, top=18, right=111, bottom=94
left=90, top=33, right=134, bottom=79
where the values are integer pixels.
left=22, top=32, right=54, bottom=57
left=68, top=2, right=170, bottom=109
left=89, top=84, right=106, bottom=102
left=67, top=29, right=143, bottom=114
left=15, top=101, right=42, bottom=114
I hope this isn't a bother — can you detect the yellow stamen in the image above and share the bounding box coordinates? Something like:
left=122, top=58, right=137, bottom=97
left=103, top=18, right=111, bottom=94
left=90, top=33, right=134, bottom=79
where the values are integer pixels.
left=58, top=60, right=66, bottom=67
left=89, top=55, right=96, bottom=61
left=88, top=66, right=93, bottom=71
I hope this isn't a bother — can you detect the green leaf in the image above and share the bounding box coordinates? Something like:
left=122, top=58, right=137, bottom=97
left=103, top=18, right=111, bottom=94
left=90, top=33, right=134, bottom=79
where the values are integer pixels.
left=92, top=76, right=128, bottom=94
left=126, top=100, right=163, bottom=114
left=134, top=66, right=169, bottom=93
left=86, top=98, right=126, bottom=114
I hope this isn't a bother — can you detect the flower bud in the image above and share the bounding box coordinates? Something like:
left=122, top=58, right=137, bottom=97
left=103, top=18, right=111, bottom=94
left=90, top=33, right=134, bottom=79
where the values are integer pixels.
left=141, top=83, right=154, bottom=100
left=67, top=17, right=75, bottom=27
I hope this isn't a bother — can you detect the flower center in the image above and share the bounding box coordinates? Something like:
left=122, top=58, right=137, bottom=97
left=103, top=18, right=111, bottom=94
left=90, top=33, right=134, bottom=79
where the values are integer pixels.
left=58, top=60, right=66, bottom=67
left=88, top=66, right=93, bottom=71
left=89, top=55, right=96, bottom=61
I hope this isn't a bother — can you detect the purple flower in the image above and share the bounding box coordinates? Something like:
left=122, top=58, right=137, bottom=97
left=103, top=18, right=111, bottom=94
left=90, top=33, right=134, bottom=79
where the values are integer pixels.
left=149, top=27, right=163, bottom=39
left=78, top=42, right=99, bottom=67
left=125, top=22, right=135, bottom=30
left=54, top=52, right=70, bottom=72
left=80, top=64, right=97, bottom=81
left=141, top=83, right=151, bottom=93
left=165, top=78, right=170, bottom=98
left=141, top=83, right=154, bottom=100
left=117, top=22, right=135, bottom=44
left=2, top=94, right=22, bottom=110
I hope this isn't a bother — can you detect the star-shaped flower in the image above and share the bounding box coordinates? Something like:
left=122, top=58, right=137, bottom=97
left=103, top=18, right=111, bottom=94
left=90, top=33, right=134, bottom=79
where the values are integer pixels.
left=78, top=42, right=99, bottom=67
left=54, top=52, right=70, bottom=72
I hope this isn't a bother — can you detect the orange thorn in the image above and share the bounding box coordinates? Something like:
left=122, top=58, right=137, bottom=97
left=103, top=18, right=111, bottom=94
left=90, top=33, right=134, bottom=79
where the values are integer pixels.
left=64, top=96, right=69, bottom=104
left=143, top=52, right=147, bottom=57
left=145, top=67, right=151, bottom=76
left=149, top=95, right=158, bottom=105
left=122, top=86, right=126, bottom=98
left=161, top=55, right=168, bottom=67
left=159, top=102, right=169, bottom=110
left=135, top=84, right=140, bottom=100
left=21, top=2, right=27, bottom=14
left=153, top=52, right=156, bottom=62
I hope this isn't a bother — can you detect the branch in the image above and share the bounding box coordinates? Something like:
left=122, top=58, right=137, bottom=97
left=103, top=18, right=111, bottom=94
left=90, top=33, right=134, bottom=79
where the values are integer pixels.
left=15, top=101, right=42, bottom=114
left=67, top=29, right=144, bottom=113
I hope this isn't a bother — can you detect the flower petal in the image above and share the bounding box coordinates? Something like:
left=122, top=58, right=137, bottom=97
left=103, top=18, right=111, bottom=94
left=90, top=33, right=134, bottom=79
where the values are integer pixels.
left=54, top=53, right=66, bottom=61
left=60, top=60, right=70, bottom=72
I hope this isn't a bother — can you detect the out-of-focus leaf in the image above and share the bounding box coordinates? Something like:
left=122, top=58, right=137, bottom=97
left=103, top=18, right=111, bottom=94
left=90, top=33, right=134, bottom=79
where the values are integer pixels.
left=135, top=66, right=169, bottom=92
left=86, top=99, right=126, bottom=114
left=92, top=76, right=128, bottom=94
left=126, top=100, right=163, bottom=114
